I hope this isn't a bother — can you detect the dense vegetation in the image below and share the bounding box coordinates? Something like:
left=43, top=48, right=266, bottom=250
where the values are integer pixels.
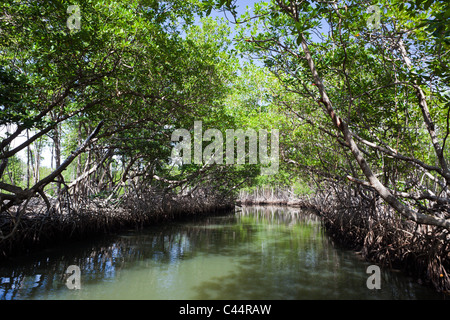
left=0, top=0, right=449, bottom=292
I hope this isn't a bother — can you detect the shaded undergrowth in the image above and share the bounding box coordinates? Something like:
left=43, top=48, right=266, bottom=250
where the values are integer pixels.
left=0, top=188, right=234, bottom=260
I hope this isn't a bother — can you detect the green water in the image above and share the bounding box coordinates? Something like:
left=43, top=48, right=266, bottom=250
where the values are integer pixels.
left=0, top=206, right=443, bottom=299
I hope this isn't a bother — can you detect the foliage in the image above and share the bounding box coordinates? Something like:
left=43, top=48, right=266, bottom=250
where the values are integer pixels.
left=0, top=0, right=244, bottom=212
left=1, top=0, right=449, bottom=230
left=207, top=0, right=450, bottom=228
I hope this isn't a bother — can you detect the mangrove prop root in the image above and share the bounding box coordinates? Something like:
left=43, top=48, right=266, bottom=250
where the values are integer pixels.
left=237, top=186, right=449, bottom=294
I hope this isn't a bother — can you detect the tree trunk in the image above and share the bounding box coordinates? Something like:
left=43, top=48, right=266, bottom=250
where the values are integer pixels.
left=299, top=32, right=450, bottom=230
left=53, top=124, right=62, bottom=193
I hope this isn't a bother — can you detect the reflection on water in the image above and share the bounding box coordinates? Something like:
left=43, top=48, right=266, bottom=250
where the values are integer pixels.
left=0, top=206, right=443, bottom=299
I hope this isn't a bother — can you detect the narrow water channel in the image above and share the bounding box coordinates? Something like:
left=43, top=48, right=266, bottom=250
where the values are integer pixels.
left=0, top=206, right=443, bottom=299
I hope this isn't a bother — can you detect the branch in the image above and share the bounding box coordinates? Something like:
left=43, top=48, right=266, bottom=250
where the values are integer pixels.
left=31, top=121, right=104, bottom=193
left=65, top=148, right=114, bottom=191
left=397, top=39, right=450, bottom=184
left=297, top=30, right=450, bottom=230
left=346, top=175, right=450, bottom=204
left=0, top=98, right=107, bottom=160
left=351, top=131, right=444, bottom=175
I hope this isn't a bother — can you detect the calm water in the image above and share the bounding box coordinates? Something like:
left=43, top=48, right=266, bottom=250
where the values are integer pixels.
left=0, top=206, right=444, bottom=300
